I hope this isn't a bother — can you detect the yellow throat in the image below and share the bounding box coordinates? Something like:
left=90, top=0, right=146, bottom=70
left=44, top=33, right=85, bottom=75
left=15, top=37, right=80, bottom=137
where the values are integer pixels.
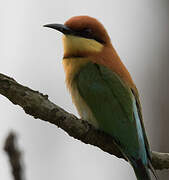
left=62, top=35, right=103, bottom=57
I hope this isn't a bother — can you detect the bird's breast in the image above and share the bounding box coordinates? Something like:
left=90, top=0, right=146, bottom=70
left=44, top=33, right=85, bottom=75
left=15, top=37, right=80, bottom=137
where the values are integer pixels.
left=62, top=57, right=99, bottom=127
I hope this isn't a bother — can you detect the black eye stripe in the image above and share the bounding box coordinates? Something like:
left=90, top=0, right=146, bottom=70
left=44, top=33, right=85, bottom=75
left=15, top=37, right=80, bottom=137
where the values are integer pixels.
left=44, top=24, right=106, bottom=44
left=76, top=28, right=92, bottom=35
left=82, top=28, right=92, bottom=34
left=74, top=28, right=105, bottom=44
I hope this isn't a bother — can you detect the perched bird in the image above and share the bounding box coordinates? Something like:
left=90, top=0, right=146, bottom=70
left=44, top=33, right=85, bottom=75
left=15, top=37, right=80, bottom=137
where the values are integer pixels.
left=44, top=16, right=158, bottom=180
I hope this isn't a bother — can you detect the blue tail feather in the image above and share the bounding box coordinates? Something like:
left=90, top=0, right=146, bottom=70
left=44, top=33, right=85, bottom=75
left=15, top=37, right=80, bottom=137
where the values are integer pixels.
left=131, top=159, right=151, bottom=180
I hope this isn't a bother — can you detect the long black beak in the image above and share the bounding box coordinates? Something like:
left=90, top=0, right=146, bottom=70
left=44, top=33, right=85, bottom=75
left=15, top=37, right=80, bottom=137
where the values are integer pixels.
left=44, top=23, right=104, bottom=44
left=43, top=24, right=75, bottom=35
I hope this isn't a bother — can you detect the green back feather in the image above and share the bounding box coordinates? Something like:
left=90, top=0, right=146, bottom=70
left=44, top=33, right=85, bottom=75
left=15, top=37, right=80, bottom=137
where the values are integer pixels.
left=74, top=62, right=154, bottom=179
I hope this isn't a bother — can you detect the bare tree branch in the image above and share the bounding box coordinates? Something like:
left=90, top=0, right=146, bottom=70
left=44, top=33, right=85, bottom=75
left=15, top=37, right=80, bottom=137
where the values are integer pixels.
left=0, top=73, right=169, bottom=170
left=4, top=132, right=25, bottom=180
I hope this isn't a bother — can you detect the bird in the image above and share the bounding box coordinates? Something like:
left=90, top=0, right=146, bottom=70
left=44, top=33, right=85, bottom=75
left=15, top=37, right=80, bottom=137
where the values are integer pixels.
left=44, top=16, right=158, bottom=180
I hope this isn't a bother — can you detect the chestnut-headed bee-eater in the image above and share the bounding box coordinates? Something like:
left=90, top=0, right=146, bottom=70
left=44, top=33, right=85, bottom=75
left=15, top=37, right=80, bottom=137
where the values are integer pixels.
left=44, top=16, right=158, bottom=180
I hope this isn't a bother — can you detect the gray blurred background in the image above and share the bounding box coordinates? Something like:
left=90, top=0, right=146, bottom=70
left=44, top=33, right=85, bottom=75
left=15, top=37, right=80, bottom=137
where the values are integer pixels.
left=0, top=0, right=169, bottom=179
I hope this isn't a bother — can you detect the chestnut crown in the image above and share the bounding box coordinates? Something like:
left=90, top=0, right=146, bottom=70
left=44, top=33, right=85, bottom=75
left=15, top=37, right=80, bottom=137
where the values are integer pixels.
left=44, top=16, right=111, bottom=45
left=64, top=16, right=110, bottom=44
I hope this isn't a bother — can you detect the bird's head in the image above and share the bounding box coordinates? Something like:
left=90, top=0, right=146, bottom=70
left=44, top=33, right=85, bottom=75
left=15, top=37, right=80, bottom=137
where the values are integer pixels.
left=44, top=16, right=111, bottom=58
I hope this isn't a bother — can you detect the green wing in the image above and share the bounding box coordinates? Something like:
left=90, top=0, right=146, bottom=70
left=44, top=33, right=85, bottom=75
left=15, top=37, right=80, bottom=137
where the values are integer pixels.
left=75, top=62, right=148, bottom=163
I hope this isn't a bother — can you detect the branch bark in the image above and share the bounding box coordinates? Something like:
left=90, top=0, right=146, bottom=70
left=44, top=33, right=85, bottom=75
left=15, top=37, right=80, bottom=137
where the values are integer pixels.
left=0, top=73, right=169, bottom=170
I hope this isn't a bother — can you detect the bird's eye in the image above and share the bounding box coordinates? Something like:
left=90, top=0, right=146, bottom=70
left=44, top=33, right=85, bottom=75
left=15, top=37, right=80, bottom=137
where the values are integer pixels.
left=82, top=28, right=92, bottom=35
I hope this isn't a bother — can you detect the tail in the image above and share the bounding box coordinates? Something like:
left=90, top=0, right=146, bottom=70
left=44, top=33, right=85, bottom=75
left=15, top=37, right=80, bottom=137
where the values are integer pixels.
left=131, top=159, right=151, bottom=180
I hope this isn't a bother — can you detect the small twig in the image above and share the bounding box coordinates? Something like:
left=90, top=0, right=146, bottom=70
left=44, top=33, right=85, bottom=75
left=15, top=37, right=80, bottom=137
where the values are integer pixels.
left=0, top=73, right=169, bottom=170
left=4, top=132, right=25, bottom=180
